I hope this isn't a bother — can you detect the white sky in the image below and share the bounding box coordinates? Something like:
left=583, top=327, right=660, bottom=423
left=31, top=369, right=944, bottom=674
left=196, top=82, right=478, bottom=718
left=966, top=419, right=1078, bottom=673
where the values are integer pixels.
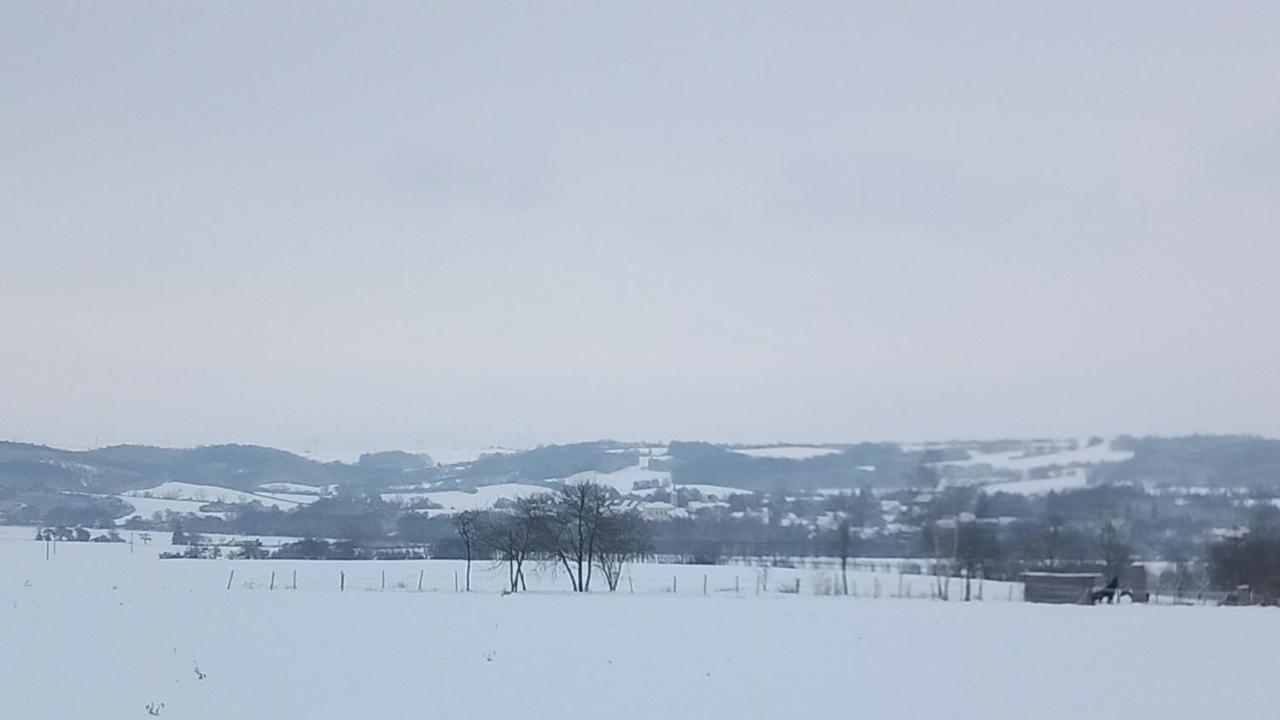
left=2, top=2, right=1278, bottom=454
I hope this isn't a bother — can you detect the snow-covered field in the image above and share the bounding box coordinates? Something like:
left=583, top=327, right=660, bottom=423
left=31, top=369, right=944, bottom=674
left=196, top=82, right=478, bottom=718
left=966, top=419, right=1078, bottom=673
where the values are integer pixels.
left=382, top=483, right=554, bottom=512
left=940, top=439, right=1134, bottom=471
left=119, top=494, right=228, bottom=520
left=983, top=470, right=1090, bottom=495
left=1, top=534, right=1272, bottom=719
left=676, top=483, right=752, bottom=499
left=576, top=464, right=671, bottom=494
left=123, top=482, right=319, bottom=510
left=256, top=482, right=328, bottom=495
left=731, top=445, right=844, bottom=460
left=928, top=438, right=1134, bottom=494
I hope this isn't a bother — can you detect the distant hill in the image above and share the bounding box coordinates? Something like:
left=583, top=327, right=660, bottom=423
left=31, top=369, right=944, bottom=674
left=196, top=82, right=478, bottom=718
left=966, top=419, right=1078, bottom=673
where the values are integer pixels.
left=0, top=442, right=356, bottom=495
left=1091, top=435, right=1280, bottom=490
left=3, top=434, right=1279, bottom=506
left=666, top=441, right=936, bottom=492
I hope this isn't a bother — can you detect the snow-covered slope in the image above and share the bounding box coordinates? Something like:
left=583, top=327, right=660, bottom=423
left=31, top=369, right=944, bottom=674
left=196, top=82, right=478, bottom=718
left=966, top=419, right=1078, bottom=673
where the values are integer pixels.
left=730, top=446, right=844, bottom=460
left=119, top=496, right=226, bottom=520
left=382, top=483, right=554, bottom=511
left=122, top=482, right=319, bottom=511
left=569, top=464, right=671, bottom=494
left=982, top=470, right=1090, bottom=496
left=256, top=482, right=328, bottom=496
left=940, top=440, right=1133, bottom=471
left=678, top=483, right=752, bottom=499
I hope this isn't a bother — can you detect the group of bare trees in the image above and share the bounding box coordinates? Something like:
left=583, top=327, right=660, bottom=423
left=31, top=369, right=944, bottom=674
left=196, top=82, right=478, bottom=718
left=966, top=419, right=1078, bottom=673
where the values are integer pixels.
left=453, top=480, right=654, bottom=593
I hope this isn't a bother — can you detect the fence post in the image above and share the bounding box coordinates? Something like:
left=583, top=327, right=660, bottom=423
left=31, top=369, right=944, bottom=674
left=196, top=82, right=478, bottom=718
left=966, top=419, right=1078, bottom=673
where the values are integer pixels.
left=672, top=575, right=677, bottom=594
left=226, top=569, right=235, bottom=590
left=795, top=578, right=801, bottom=595
left=270, top=571, right=275, bottom=591
left=340, top=571, right=345, bottom=592
left=735, top=575, right=740, bottom=595
left=628, top=577, right=634, bottom=594
left=381, top=570, right=386, bottom=590
left=418, top=569, right=424, bottom=592
left=293, top=569, right=297, bottom=590
left=454, top=571, right=459, bottom=592
left=703, top=574, right=708, bottom=596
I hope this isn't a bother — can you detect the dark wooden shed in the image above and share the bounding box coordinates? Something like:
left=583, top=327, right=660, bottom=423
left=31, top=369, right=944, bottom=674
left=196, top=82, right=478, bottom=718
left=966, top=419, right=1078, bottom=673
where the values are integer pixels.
left=1021, top=572, right=1100, bottom=604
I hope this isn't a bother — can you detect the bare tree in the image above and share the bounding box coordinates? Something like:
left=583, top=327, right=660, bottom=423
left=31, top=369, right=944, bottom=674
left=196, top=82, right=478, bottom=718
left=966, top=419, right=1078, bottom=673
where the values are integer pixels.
left=830, top=513, right=858, bottom=596
left=519, top=480, right=629, bottom=592
left=485, top=481, right=652, bottom=594
left=539, top=481, right=616, bottom=592
left=487, top=499, right=541, bottom=592
left=594, top=511, right=653, bottom=591
left=454, top=509, right=485, bottom=592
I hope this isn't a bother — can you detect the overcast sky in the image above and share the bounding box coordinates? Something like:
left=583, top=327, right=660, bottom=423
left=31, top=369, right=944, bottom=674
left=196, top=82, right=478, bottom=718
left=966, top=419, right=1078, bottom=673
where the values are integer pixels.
left=2, top=2, right=1278, bottom=456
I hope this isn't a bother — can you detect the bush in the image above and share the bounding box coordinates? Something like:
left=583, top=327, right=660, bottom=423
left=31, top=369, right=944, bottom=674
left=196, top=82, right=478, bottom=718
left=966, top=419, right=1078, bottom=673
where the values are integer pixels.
left=160, top=545, right=222, bottom=560
left=271, top=538, right=365, bottom=560
left=229, top=540, right=270, bottom=559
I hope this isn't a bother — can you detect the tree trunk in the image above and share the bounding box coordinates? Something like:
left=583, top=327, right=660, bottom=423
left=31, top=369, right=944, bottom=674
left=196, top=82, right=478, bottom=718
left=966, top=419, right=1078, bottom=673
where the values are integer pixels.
left=560, top=554, right=579, bottom=592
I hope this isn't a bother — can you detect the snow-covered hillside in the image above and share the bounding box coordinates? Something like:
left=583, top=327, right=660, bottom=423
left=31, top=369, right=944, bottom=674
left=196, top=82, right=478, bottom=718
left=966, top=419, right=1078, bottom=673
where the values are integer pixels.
left=730, top=445, right=844, bottom=460
left=382, top=483, right=554, bottom=512
left=123, top=482, right=320, bottom=511
left=256, top=482, right=328, bottom=496
left=119, top=495, right=226, bottom=520
left=941, top=440, right=1134, bottom=471
left=928, top=438, right=1134, bottom=493
left=982, top=470, right=1090, bottom=496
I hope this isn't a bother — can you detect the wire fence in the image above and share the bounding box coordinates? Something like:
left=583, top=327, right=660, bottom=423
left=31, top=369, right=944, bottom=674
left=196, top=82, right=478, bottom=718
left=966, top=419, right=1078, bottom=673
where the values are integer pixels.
left=16, top=535, right=1227, bottom=605
left=197, top=559, right=1028, bottom=602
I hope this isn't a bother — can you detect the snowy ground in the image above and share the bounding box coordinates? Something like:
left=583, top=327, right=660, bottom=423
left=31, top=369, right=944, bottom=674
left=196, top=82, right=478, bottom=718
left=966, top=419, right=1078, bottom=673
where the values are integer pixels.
left=730, top=445, right=844, bottom=460
left=255, top=482, right=328, bottom=495
left=382, top=483, right=555, bottom=511
left=982, top=470, right=1090, bottom=495
left=939, top=439, right=1134, bottom=471
left=0, top=530, right=1015, bottom=598
left=1, top=536, right=1274, bottom=719
left=122, top=481, right=319, bottom=515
